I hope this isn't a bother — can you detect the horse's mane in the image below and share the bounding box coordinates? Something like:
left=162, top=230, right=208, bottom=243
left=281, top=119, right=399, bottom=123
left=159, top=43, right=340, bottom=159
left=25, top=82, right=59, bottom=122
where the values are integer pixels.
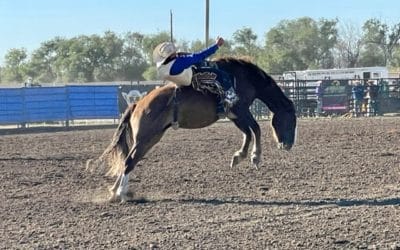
left=214, top=56, right=277, bottom=88
left=213, top=55, right=254, bottom=63
left=215, top=56, right=295, bottom=113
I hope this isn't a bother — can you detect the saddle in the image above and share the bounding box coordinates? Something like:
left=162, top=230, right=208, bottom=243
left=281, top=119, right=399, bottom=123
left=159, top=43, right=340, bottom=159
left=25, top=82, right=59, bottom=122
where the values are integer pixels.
left=171, top=61, right=238, bottom=126
left=191, top=61, right=235, bottom=97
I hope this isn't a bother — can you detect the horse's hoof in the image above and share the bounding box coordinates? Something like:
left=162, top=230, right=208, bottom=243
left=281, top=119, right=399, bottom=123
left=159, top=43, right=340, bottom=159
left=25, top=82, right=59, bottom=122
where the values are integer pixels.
left=119, top=194, right=130, bottom=203
left=251, top=156, right=260, bottom=169
left=108, top=194, right=118, bottom=203
left=230, top=157, right=239, bottom=168
left=108, top=194, right=128, bottom=204
left=251, top=162, right=259, bottom=169
left=231, top=152, right=244, bottom=168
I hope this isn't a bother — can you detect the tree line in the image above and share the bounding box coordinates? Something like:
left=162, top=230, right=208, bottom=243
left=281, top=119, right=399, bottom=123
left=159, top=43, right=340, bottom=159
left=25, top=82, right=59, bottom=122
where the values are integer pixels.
left=1, top=17, right=400, bottom=84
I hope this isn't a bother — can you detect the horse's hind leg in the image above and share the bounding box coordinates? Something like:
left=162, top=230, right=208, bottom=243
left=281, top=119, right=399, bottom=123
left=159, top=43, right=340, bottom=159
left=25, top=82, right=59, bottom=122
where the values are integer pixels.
left=115, top=131, right=166, bottom=202
left=231, top=118, right=252, bottom=168
left=108, top=174, right=123, bottom=202
left=116, top=144, right=145, bottom=202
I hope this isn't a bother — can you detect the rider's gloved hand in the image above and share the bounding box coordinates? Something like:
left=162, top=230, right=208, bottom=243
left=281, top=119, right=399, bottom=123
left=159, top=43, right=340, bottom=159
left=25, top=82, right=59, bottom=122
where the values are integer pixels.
left=216, top=36, right=224, bottom=47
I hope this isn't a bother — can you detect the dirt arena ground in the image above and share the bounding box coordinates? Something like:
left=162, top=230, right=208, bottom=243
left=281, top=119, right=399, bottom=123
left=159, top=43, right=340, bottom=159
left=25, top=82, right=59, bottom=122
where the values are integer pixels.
left=1, top=117, right=400, bottom=249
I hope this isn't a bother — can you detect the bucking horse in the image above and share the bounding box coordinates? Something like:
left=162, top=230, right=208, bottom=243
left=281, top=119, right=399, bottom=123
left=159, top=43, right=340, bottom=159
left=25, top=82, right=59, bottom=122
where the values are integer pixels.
left=90, top=57, right=297, bottom=202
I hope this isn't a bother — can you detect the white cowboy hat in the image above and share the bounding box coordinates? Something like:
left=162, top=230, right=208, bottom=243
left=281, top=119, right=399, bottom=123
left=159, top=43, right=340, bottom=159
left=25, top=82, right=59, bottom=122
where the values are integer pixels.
left=153, top=42, right=177, bottom=67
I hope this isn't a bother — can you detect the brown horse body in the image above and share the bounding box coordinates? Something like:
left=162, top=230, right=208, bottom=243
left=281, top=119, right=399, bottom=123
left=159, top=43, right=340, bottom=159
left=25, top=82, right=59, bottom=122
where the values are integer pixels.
left=98, top=58, right=297, bottom=202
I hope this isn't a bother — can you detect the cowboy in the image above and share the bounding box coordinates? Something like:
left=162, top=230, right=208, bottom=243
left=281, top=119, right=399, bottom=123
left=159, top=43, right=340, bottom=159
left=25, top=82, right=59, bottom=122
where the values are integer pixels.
left=352, top=81, right=364, bottom=117
left=152, top=37, right=238, bottom=116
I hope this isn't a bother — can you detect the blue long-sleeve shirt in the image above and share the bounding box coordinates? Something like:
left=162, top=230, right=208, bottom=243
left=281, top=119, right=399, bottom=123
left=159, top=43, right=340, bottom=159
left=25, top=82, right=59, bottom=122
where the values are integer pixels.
left=169, top=44, right=219, bottom=75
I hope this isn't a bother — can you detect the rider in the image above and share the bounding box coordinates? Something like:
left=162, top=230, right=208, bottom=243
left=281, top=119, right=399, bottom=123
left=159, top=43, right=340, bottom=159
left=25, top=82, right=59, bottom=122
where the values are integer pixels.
left=152, top=36, right=238, bottom=115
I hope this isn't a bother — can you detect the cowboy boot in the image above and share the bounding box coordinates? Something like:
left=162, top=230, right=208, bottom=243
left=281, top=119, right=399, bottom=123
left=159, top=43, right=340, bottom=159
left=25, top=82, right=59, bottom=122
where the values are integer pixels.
left=224, top=87, right=239, bottom=107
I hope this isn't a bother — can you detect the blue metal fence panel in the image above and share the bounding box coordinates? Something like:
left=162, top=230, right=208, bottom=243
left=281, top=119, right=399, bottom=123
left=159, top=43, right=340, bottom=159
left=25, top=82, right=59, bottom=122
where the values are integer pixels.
left=23, top=87, right=68, bottom=123
left=0, top=88, right=24, bottom=124
left=0, top=85, right=120, bottom=125
left=67, top=85, right=119, bottom=119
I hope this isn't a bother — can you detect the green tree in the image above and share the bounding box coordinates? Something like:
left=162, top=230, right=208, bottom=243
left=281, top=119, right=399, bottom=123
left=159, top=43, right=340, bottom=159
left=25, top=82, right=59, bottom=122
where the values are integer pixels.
left=391, top=47, right=400, bottom=68
left=189, top=39, right=205, bottom=52
left=104, top=31, right=148, bottom=81
left=360, top=18, right=400, bottom=66
left=334, top=21, right=362, bottom=68
left=261, top=17, right=338, bottom=73
left=116, top=42, right=147, bottom=81
left=317, top=18, right=338, bottom=68
left=26, top=37, right=68, bottom=83
left=232, top=27, right=259, bottom=60
left=1, top=48, right=28, bottom=83
left=61, top=36, right=91, bottom=82
left=80, top=34, right=106, bottom=82
left=215, top=39, right=233, bottom=58
left=142, top=66, right=158, bottom=80
left=141, top=31, right=171, bottom=64
left=94, top=31, right=124, bottom=81
left=186, top=38, right=233, bottom=58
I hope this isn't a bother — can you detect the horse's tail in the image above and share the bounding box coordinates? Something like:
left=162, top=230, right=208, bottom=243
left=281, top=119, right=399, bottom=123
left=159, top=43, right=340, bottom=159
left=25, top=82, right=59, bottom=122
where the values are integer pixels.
left=98, top=104, right=136, bottom=176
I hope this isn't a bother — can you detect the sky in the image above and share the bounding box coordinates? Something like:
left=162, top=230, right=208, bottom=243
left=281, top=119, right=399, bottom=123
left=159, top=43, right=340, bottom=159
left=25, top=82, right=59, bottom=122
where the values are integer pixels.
left=1, top=0, right=400, bottom=65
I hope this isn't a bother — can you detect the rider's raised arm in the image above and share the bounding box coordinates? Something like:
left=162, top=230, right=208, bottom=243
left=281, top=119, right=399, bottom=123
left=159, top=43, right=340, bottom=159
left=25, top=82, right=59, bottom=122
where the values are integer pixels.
left=170, top=43, right=219, bottom=75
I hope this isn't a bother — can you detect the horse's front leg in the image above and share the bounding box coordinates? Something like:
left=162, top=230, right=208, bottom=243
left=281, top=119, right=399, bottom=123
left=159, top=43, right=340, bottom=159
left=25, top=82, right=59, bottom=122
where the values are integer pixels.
left=249, top=120, right=261, bottom=169
left=231, top=132, right=251, bottom=168
left=250, top=139, right=261, bottom=169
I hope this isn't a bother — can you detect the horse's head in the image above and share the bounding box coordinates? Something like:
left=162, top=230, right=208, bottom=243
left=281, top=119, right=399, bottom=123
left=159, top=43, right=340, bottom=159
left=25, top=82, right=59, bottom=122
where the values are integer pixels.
left=271, top=111, right=297, bottom=151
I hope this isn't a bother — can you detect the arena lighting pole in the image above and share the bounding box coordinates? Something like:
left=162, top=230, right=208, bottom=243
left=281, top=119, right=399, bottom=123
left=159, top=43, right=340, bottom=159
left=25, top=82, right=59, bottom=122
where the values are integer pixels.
left=170, top=10, right=173, bottom=42
left=205, top=0, right=209, bottom=46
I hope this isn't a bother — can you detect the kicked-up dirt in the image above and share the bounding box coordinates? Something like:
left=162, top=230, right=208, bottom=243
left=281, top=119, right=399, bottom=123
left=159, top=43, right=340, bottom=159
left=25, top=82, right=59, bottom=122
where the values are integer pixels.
left=1, top=117, right=400, bottom=249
